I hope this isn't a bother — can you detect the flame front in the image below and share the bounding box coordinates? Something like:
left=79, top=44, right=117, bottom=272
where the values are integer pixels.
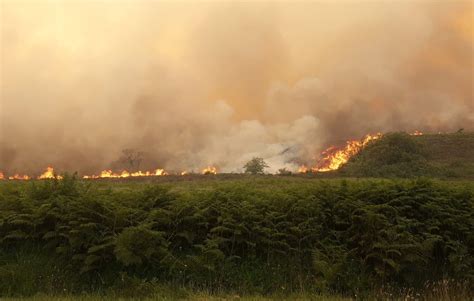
left=202, top=166, right=217, bottom=175
left=38, top=166, right=63, bottom=179
left=298, top=165, right=309, bottom=173
left=8, top=174, right=30, bottom=180
left=301, top=133, right=382, bottom=173
left=82, top=168, right=168, bottom=179
left=2, top=131, right=425, bottom=179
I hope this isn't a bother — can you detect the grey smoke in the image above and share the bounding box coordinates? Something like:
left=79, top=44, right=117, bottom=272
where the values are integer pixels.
left=0, top=0, right=472, bottom=175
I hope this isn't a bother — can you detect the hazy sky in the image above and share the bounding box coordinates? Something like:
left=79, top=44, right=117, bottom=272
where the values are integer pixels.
left=1, top=0, right=473, bottom=174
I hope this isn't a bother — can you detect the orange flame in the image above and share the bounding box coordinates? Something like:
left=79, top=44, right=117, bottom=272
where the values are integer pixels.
left=38, top=166, right=63, bottom=179
left=8, top=174, right=31, bottom=180
left=411, top=130, right=423, bottom=136
left=154, top=169, right=166, bottom=176
left=298, top=165, right=310, bottom=173
left=202, top=166, right=217, bottom=175
left=82, top=168, right=167, bottom=179
left=3, top=131, right=424, bottom=179
left=301, top=133, right=382, bottom=173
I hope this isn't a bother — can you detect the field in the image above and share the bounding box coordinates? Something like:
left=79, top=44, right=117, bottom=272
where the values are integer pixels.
left=0, top=175, right=473, bottom=300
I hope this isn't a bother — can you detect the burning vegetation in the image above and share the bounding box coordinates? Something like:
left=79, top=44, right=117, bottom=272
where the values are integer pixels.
left=38, top=166, right=63, bottom=180
left=8, top=174, right=31, bottom=180
left=299, top=133, right=383, bottom=173
left=299, top=131, right=425, bottom=173
left=202, top=166, right=218, bottom=175
left=0, top=166, right=219, bottom=180
left=0, top=131, right=427, bottom=180
left=82, top=169, right=167, bottom=179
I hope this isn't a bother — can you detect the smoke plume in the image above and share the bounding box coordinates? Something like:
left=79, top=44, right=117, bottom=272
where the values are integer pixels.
left=1, top=0, right=472, bottom=174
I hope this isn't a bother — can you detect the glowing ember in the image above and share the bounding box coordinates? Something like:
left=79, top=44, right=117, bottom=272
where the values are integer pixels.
left=411, top=130, right=423, bottom=136
left=181, top=171, right=189, bottom=176
left=202, top=166, right=217, bottom=175
left=0, top=172, right=4, bottom=180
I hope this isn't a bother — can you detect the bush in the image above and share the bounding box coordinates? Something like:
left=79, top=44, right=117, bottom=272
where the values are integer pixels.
left=243, top=157, right=269, bottom=174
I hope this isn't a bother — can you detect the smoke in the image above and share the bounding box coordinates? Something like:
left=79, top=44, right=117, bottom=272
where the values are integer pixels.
left=0, top=0, right=472, bottom=174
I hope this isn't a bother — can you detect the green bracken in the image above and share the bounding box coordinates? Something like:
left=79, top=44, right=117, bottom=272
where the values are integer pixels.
left=0, top=176, right=473, bottom=299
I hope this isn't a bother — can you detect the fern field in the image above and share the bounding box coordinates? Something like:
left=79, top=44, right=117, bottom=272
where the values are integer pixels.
left=0, top=176, right=473, bottom=299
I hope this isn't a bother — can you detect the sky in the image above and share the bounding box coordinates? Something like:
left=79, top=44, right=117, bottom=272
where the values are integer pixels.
left=1, top=0, right=473, bottom=174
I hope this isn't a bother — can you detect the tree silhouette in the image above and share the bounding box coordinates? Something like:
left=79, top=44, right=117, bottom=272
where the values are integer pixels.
left=243, top=157, right=269, bottom=174
left=120, top=149, right=143, bottom=170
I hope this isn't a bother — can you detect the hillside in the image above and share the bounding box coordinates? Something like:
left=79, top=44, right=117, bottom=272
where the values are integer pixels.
left=339, top=132, right=474, bottom=178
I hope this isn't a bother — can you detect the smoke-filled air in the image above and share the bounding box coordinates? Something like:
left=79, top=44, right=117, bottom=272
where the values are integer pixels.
left=1, top=0, right=473, bottom=175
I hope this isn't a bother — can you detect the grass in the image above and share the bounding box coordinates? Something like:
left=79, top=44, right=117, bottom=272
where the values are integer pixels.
left=340, top=132, right=474, bottom=178
left=1, top=293, right=351, bottom=301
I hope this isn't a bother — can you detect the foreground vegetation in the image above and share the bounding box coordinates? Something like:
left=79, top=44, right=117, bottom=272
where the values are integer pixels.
left=0, top=176, right=473, bottom=299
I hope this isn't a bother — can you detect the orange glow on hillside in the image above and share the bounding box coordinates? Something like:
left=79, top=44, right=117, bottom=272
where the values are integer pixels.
left=300, top=133, right=382, bottom=173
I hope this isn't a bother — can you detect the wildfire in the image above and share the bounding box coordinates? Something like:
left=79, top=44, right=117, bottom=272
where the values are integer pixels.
left=2, top=130, right=425, bottom=179
left=298, top=165, right=310, bottom=173
left=82, top=168, right=167, bottom=179
left=38, top=166, right=63, bottom=179
left=301, top=133, right=382, bottom=173
left=411, top=130, right=423, bottom=136
left=202, top=166, right=217, bottom=175
left=8, top=174, right=30, bottom=180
